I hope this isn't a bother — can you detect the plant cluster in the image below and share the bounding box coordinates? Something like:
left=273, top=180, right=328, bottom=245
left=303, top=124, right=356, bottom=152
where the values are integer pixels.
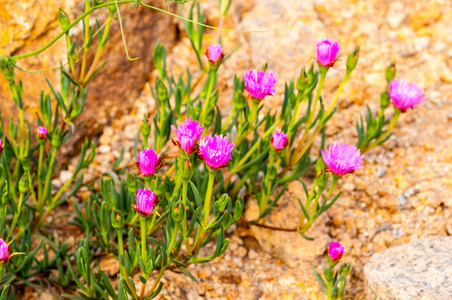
left=0, top=0, right=425, bottom=299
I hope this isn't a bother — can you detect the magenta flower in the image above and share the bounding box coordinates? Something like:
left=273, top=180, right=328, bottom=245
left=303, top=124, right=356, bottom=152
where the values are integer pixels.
left=171, top=117, right=204, bottom=154
left=0, top=239, right=8, bottom=261
left=316, top=39, right=341, bottom=67
left=321, top=142, right=364, bottom=176
left=0, top=139, right=4, bottom=154
left=36, top=126, right=48, bottom=140
left=198, top=135, right=234, bottom=169
left=243, top=69, right=278, bottom=100
left=137, top=148, right=160, bottom=176
left=133, top=187, right=158, bottom=216
left=328, top=241, right=344, bottom=262
left=206, top=44, right=224, bottom=65
left=271, top=131, right=288, bottom=151
left=389, top=79, right=426, bottom=112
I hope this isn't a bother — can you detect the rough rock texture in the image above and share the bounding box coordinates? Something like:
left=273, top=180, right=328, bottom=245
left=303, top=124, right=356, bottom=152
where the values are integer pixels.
left=0, top=0, right=178, bottom=150
left=364, top=236, right=452, bottom=300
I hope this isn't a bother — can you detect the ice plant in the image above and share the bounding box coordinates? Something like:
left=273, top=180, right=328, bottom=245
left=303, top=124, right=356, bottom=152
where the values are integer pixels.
left=243, top=69, right=278, bottom=100
left=172, top=117, right=204, bottom=154
left=321, top=142, right=364, bottom=176
left=198, top=134, right=234, bottom=169
left=389, top=79, right=426, bottom=112
left=270, top=131, right=288, bottom=151
left=137, top=148, right=160, bottom=176
left=36, top=126, right=48, bottom=139
left=133, top=187, right=158, bottom=216
left=316, top=39, right=341, bottom=67
left=328, top=241, right=344, bottom=262
left=0, top=138, right=3, bottom=154
left=206, top=44, right=224, bottom=65
left=0, top=239, right=8, bottom=262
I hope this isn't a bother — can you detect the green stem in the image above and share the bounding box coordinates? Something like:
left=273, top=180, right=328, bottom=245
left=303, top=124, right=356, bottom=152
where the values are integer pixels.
left=181, top=180, right=191, bottom=255
left=363, top=108, right=401, bottom=153
left=325, top=72, right=350, bottom=117
left=49, top=170, right=79, bottom=210
left=19, top=108, right=25, bottom=157
left=307, top=69, right=327, bottom=125
left=37, top=144, right=44, bottom=200
left=199, top=70, right=217, bottom=124
left=40, top=149, right=57, bottom=211
left=203, top=171, right=216, bottom=227
left=0, top=266, right=5, bottom=286
left=221, top=109, right=235, bottom=132
left=28, top=172, right=37, bottom=207
left=7, top=193, right=24, bottom=242
left=140, top=217, right=148, bottom=263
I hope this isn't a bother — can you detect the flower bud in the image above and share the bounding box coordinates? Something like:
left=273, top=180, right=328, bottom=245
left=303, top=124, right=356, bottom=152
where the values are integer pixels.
left=270, top=131, right=288, bottom=151
left=315, top=158, right=326, bottom=173
left=0, top=239, right=9, bottom=262
left=177, top=158, right=191, bottom=181
left=0, top=59, right=15, bottom=82
left=385, top=63, right=396, bottom=83
left=1, top=183, right=8, bottom=208
left=58, top=8, right=71, bottom=31
left=233, top=92, right=247, bottom=111
left=21, top=158, right=31, bottom=171
left=328, top=240, right=345, bottom=262
left=36, top=126, right=48, bottom=141
left=133, top=187, right=158, bottom=217
left=0, top=138, right=4, bottom=155
left=152, top=177, right=165, bottom=196
left=307, top=64, right=318, bottom=93
left=380, top=91, right=390, bottom=111
left=317, top=171, right=328, bottom=188
left=137, top=148, right=160, bottom=176
left=346, top=45, right=360, bottom=72
left=126, top=172, right=138, bottom=194
left=267, top=166, right=277, bottom=182
left=172, top=203, right=184, bottom=223
left=296, top=68, right=308, bottom=93
left=206, top=44, right=224, bottom=67
left=218, top=194, right=229, bottom=212
left=157, top=81, right=169, bottom=104
left=140, top=115, right=151, bottom=139
left=316, top=39, right=341, bottom=68
left=111, top=208, right=125, bottom=229
left=51, top=128, right=62, bottom=149
left=19, top=173, right=29, bottom=194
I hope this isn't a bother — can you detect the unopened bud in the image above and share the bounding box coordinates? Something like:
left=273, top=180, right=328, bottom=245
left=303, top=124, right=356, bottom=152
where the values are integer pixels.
left=385, top=63, right=396, bottom=83
left=233, top=92, right=247, bottom=111
left=51, top=128, right=62, bottom=149
left=157, top=81, right=168, bottom=104
left=218, top=194, right=229, bottom=212
left=324, top=267, right=334, bottom=282
left=380, top=91, right=390, bottom=111
left=58, top=8, right=71, bottom=31
left=111, top=208, right=125, bottom=229
left=126, top=172, right=138, bottom=194
left=19, top=173, right=29, bottom=194
left=172, top=203, right=184, bottom=223
left=346, top=45, right=360, bottom=72
left=140, top=115, right=151, bottom=138
left=296, top=68, right=308, bottom=93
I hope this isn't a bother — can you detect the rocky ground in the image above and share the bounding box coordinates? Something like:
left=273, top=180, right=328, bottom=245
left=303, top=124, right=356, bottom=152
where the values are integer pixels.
left=7, top=0, right=452, bottom=299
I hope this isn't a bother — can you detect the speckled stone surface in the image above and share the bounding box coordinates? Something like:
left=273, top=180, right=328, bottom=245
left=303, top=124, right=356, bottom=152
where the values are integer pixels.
left=364, top=236, right=452, bottom=300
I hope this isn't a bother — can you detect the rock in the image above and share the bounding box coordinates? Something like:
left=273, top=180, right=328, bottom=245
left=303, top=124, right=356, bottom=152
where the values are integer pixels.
left=244, top=181, right=330, bottom=268
left=418, top=191, right=442, bottom=208
left=59, top=170, right=73, bottom=183
left=375, top=167, right=386, bottom=178
left=364, top=236, right=452, bottom=299
left=386, top=10, right=407, bottom=29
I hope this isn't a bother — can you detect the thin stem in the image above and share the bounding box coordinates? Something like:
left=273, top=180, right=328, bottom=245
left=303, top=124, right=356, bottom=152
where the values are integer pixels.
left=181, top=180, right=191, bottom=255
left=203, top=171, right=216, bottom=227
left=37, top=144, right=44, bottom=200
left=48, top=171, right=79, bottom=211
left=325, top=72, right=350, bottom=117
left=19, top=108, right=25, bottom=156
left=199, top=70, right=217, bottom=124
left=7, top=193, right=24, bottom=242
left=83, top=16, right=114, bottom=84
left=79, top=0, right=92, bottom=82
left=40, top=149, right=57, bottom=211
left=28, top=172, right=37, bottom=207
left=140, top=217, right=148, bottom=263
left=221, top=109, right=235, bottom=132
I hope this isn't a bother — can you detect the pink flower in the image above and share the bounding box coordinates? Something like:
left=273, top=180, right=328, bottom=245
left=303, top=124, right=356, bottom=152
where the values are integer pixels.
left=244, top=69, right=278, bottom=100
left=389, top=79, right=426, bottom=112
left=316, top=39, right=341, bottom=67
left=271, top=131, right=288, bottom=151
left=206, top=44, right=224, bottom=65
left=198, top=135, right=234, bottom=169
left=328, top=241, right=344, bottom=262
left=171, top=117, right=204, bottom=154
left=137, top=148, right=160, bottom=176
left=321, top=142, right=364, bottom=176
left=134, top=187, right=158, bottom=216
left=0, top=139, right=4, bottom=154
left=36, top=126, right=48, bottom=139
left=0, top=239, right=9, bottom=261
